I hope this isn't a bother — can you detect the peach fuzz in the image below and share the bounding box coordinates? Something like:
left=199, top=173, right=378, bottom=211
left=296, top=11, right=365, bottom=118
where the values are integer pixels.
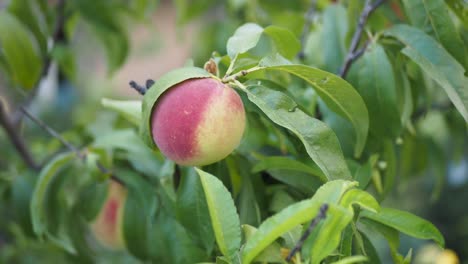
left=151, top=77, right=245, bottom=166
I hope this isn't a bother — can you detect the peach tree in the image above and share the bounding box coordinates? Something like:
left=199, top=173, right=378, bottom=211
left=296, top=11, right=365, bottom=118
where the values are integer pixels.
left=0, top=0, right=467, bottom=263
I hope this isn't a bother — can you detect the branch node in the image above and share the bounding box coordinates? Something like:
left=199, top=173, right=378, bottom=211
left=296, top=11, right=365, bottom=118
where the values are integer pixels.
left=129, top=80, right=147, bottom=95
left=339, top=0, right=386, bottom=78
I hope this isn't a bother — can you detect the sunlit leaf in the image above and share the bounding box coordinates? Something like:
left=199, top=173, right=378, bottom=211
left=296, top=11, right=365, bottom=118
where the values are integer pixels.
left=241, top=180, right=357, bottom=264
left=196, top=168, right=241, bottom=261
left=361, top=207, right=445, bottom=247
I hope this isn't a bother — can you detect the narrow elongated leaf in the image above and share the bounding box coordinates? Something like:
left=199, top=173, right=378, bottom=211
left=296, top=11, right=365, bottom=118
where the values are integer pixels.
left=340, top=189, right=379, bottom=213
left=339, top=225, right=354, bottom=258
left=332, top=256, right=368, bottom=264
left=252, top=156, right=326, bottom=182
left=354, top=43, right=401, bottom=138
left=101, top=98, right=142, bottom=126
left=321, top=4, right=348, bottom=73
left=177, top=171, right=215, bottom=253
left=196, top=168, right=241, bottom=261
left=245, top=85, right=351, bottom=180
left=93, top=129, right=162, bottom=178
left=0, top=11, right=42, bottom=89
left=241, top=180, right=357, bottom=264
left=402, top=0, right=467, bottom=69
left=121, top=170, right=158, bottom=259
left=242, top=225, right=284, bottom=263
left=31, top=152, right=76, bottom=237
left=310, top=205, right=353, bottom=264
left=227, top=23, right=264, bottom=58
left=141, top=67, right=211, bottom=147
left=8, top=0, right=48, bottom=54
left=73, top=0, right=129, bottom=72
left=361, top=207, right=445, bottom=247
left=385, top=25, right=468, bottom=122
left=445, top=0, right=468, bottom=28
left=360, top=218, right=401, bottom=262
left=257, top=58, right=369, bottom=157
left=252, top=156, right=324, bottom=195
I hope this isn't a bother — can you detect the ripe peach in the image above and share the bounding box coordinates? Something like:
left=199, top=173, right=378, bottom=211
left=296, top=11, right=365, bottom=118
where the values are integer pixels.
left=151, top=77, right=245, bottom=166
left=90, top=181, right=126, bottom=250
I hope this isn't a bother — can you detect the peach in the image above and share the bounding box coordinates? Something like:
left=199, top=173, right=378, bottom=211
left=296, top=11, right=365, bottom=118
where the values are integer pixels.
left=90, top=181, right=126, bottom=250
left=151, top=77, right=245, bottom=166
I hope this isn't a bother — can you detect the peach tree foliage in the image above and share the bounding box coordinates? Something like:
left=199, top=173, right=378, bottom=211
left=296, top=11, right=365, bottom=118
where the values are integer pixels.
left=0, top=0, right=466, bottom=263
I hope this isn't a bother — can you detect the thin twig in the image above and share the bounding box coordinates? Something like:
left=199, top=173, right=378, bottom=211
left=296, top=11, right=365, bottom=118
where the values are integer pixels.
left=286, top=204, right=329, bottom=262
left=20, top=107, right=80, bottom=155
left=297, top=0, right=317, bottom=60
left=339, top=0, right=386, bottom=78
left=0, top=100, right=40, bottom=171
left=20, top=107, right=124, bottom=185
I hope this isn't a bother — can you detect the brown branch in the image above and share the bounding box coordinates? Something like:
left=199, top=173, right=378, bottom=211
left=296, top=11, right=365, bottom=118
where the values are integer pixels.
left=339, top=0, right=386, bottom=78
left=19, top=106, right=125, bottom=185
left=286, top=204, right=329, bottom=262
left=0, top=100, right=40, bottom=171
left=297, top=0, right=318, bottom=60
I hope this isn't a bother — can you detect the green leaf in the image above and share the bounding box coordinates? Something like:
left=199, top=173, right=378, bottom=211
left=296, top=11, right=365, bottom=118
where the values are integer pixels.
left=354, top=43, right=401, bottom=138
left=101, top=98, right=142, bottom=126
left=401, top=0, right=467, bottom=69
left=245, top=84, right=352, bottom=180
left=93, top=129, right=163, bottom=179
left=385, top=24, right=468, bottom=122
left=0, top=11, right=42, bottom=89
left=241, top=180, right=357, bottom=264
left=353, top=156, right=374, bottom=190
left=73, top=0, right=129, bottom=72
left=140, top=67, right=211, bottom=147
left=8, top=0, right=48, bottom=54
left=309, top=205, right=353, bottom=264
left=332, top=255, right=368, bottom=264
left=251, top=156, right=324, bottom=195
left=360, top=232, right=382, bottom=264
left=340, top=189, right=380, bottom=213
left=252, top=156, right=325, bottom=181
left=177, top=170, right=215, bottom=254
left=227, top=23, right=264, bottom=58
left=256, top=58, right=369, bottom=157
left=338, top=225, right=353, bottom=258
left=30, top=152, right=76, bottom=251
left=360, top=207, right=445, bottom=247
left=121, top=170, right=158, bottom=260
left=51, top=44, right=76, bottom=81
left=381, top=140, right=396, bottom=198
left=360, top=218, right=401, bottom=262
left=94, top=25, right=129, bottom=73
left=445, top=0, right=468, bottom=28
left=321, top=4, right=348, bottom=73
left=196, top=168, right=241, bottom=261
left=263, top=26, right=300, bottom=59
left=242, top=225, right=284, bottom=264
